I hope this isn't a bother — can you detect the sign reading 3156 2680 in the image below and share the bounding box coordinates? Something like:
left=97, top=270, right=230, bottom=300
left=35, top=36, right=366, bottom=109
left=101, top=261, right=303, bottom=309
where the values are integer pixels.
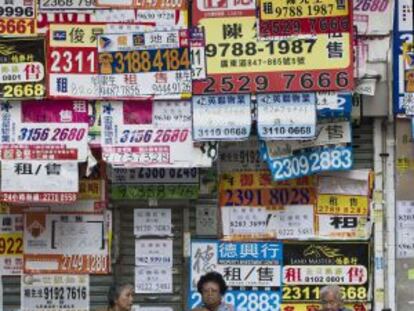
left=0, top=38, right=45, bottom=99
left=0, top=0, right=36, bottom=36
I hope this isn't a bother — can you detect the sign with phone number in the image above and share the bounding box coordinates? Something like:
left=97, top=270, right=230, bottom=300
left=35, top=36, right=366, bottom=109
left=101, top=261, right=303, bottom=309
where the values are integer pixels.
left=0, top=214, right=23, bottom=275
left=192, top=8, right=353, bottom=93
left=111, top=184, right=199, bottom=200
left=0, top=0, right=36, bottom=36
left=0, top=38, right=46, bottom=100
left=265, top=145, right=353, bottom=182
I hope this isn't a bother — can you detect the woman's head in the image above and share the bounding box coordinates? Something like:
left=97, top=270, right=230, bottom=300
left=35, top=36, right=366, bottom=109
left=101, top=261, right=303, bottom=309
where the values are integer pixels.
left=197, top=272, right=227, bottom=309
left=107, top=283, right=134, bottom=311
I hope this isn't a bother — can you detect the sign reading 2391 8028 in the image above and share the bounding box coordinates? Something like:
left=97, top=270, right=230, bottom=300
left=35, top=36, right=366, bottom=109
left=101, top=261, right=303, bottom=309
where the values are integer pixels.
left=192, top=0, right=353, bottom=94
left=0, top=38, right=46, bottom=100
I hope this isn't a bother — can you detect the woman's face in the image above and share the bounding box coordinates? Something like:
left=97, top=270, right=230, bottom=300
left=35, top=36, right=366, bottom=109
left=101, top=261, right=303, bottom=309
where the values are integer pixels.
left=201, top=281, right=222, bottom=309
left=115, top=286, right=134, bottom=311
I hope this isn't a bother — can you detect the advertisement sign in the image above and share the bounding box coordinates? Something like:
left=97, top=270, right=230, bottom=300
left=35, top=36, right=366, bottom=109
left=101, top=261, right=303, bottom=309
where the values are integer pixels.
left=24, top=212, right=111, bottom=274
left=97, top=30, right=191, bottom=99
left=263, top=145, right=353, bottom=182
left=317, top=195, right=369, bottom=215
left=97, top=0, right=187, bottom=9
left=111, top=184, right=199, bottom=200
left=282, top=242, right=370, bottom=302
left=135, top=266, right=173, bottom=293
left=135, top=239, right=173, bottom=266
left=0, top=38, right=46, bottom=100
left=0, top=101, right=89, bottom=161
left=218, top=139, right=267, bottom=172
left=393, top=0, right=413, bottom=114
left=281, top=304, right=368, bottom=311
left=0, top=0, right=36, bottom=36
left=258, top=0, right=351, bottom=38
left=21, top=274, right=89, bottom=311
left=109, top=168, right=199, bottom=184
left=40, top=0, right=99, bottom=10
left=257, top=93, right=316, bottom=140
left=396, top=201, right=414, bottom=258
left=190, top=27, right=207, bottom=80
left=192, top=4, right=353, bottom=93
left=134, top=208, right=172, bottom=237
left=317, top=170, right=372, bottom=196
left=316, top=214, right=370, bottom=239
left=263, top=121, right=352, bottom=158
left=101, top=100, right=212, bottom=168
left=48, top=23, right=106, bottom=99
left=316, top=92, right=352, bottom=118
left=353, top=0, right=392, bottom=34
left=192, top=94, right=251, bottom=141
left=0, top=214, right=23, bottom=275
left=189, top=240, right=282, bottom=311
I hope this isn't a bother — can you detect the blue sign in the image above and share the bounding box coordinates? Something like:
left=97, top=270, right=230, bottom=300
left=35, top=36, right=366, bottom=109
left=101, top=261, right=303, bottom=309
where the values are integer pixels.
left=264, top=145, right=353, bottom=182
left=316, top=92, right=352, bottom=119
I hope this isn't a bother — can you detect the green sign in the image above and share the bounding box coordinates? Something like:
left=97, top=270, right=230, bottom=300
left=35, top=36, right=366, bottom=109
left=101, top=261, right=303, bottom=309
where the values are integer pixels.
left=111, top=184, right=199, bottom=200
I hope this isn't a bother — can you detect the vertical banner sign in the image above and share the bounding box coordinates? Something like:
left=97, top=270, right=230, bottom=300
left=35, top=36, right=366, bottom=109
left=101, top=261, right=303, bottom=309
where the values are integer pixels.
left=192, top=94, right=251, bottom=141
left=396, top=201, right=414, bottom=258
left=110, top=168, right=199, bottom=200
left=258, top=0, right=351, bottom=38
left=21, top=274, right=89, bottom=311
left=192, top=1, right=353, bottom=94
left=0, top=161, right=79, bottom=203
left=283, top=242, right=370, bottom=303
left=0, top=0, right=37, bottom=36
left=393, top=0, right=414, bottom=114
left=353, top=0, right=393, bottom=35
left=257, top=93, right=317, bottom=140
left=97, top=30, right=192, bottom=99
left=190, top=27, right=207, bottom=80
left=48, top=23, right=106, bottom=99
left=0, top=38, right=46, bottom=100
left=102, top=100, right=213, bottom=168
left=189, top=240, right=283, bottom=311
left=24, top=212, right=111, bottom=274
left=0, top=214, right=23, bottom=275
left=0, top=101, right=89, bottom=161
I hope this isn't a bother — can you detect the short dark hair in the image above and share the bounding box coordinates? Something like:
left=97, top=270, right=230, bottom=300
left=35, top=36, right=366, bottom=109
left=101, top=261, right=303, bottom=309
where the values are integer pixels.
left=197, top=272, right=228, bottom=296
left=107, top=283, right=134, bottom=307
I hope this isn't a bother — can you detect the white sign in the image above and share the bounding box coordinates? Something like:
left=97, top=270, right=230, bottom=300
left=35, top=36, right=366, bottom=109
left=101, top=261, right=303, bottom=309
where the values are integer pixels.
left=196, top=205, right=218, bottom=236
left=257, top=93, right=317, bottom=140
left=192, top=94, right=251, bottom=141
left=21, top=274, right=89, bottom=311
left=135, top=266, right=173, bottom=293
left=39, top=0, right=98, bottom=10
left=264, top=121, right=352, bottom=158
left=0, top=214, right=23, bottom=275
left=353, top=0, right=393, bottom=35
left=1, top=161, right=78, bottom=192
left=397, top=201, right=414, bottom=258
left=134, top=208, right=172, bottom=237
left=102, top=101, right=212, bottom=168
left=318, top=170, right=371, bottom=196
left=317, top=215, right=371, bottom=239
left=222, top=206, right=268, bottom=236
left=190, top=27, right=206, bottom=80
left=135, top=239, right=173, bottom=267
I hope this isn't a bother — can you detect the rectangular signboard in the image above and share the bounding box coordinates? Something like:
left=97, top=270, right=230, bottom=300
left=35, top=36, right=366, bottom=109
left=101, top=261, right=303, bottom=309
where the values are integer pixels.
left=192, top=4, right=353, bottom=94
left=0, top=0, right=37, bottom=36
left=0, top=214, right=23, bottom=275
left=0, top=38, right=46, bottom=100
left=24, top=212, right=111, bottom=274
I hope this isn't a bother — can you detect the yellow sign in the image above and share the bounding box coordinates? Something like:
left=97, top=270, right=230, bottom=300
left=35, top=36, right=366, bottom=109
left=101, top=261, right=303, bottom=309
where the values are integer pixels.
left=220, top=171, right=315, bottom=190
left=281, top=303, right=367, bottom=311
left=260, top=0, right=349, bottom=20
left=200, top=16, right=351, bottom=74
left=0, top=232, right=23, bottom=256
left=317, top=194, right=369, bottom=215
left=0, top=19, right=36, bottom=36
left=78, top=180, right=104, bottom=200
left=49, top=24, right=106, bottom=48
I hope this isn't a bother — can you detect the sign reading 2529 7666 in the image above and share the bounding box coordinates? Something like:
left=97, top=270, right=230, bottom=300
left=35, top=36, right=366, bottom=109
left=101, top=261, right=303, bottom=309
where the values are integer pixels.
left=0, top=38, right=46, bottom=100
left=192, top=1, right=353, bottom=93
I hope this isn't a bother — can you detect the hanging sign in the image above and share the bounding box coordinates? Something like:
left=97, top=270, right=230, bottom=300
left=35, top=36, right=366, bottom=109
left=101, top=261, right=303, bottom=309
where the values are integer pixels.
left=0, top=0, right=36, bottom=36
left=257, top=93, right=316, bottom=140
left=48, top=23, right=106, bottom=99
left=0, top=214, right=23, bottom=275
left=263, top=121, right=352, bottom=158
left=189, top=240, right=283, bottom=311
left=97, top=0, right=187, bottom=9
left=219, top=139, right=267, bottom=172
left=134, top=208, right=172, bottom=237
left=24, top=211, right=111, bottom=274
left=192, top=4, right=353, bottom=94
left=0, top=101, right=89, bottom=161
left=135, top=239, right=173, bottom=266
left=97, top=30, right=191, bottom=99
left=264, top=145, right=353, bottom=182
left=135, top=266, right=173, bottom=293
left=101, top=100, right=212, bottom=168
left=0, top=38, right=45, bottom=100
left=393, top=0, right=413, bottom=114
left=1, top=161, right=78, bottom=203
left=192, top=94, right=251, bottom=141
left=316, top=92, right=352, bottom=118
left=282, top=242, right=370, bottom=302
left=258, top=0, right=351, bottom=38
left=21, top=274, right=89, bottom=311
